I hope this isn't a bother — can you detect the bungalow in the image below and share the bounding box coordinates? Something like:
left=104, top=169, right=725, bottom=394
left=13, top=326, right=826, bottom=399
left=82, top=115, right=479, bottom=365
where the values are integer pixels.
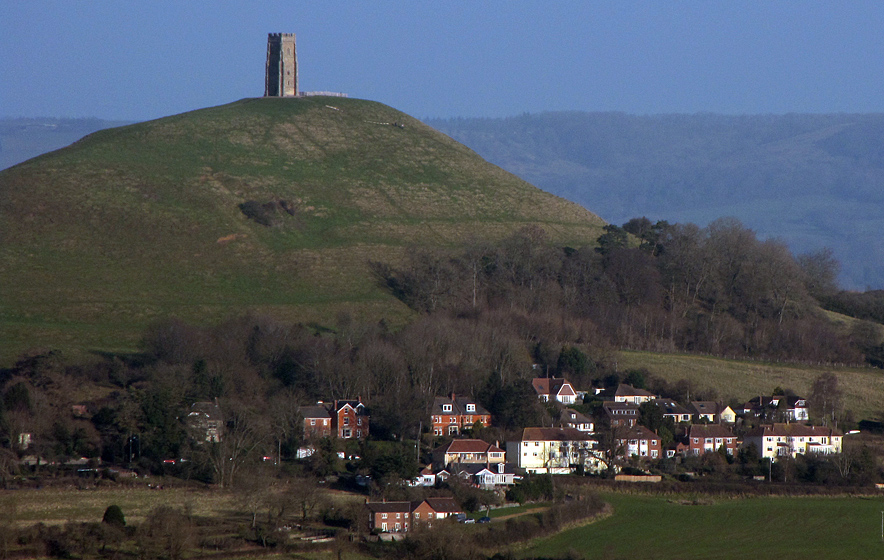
left=741, top=395, right=809, bottom=422
left=433, top=439, right=505, bottom=468
left=431, top=393, right=492, bottom=436
left=450, top=462, right=519, bottom=487
left=684, top=424, right=738, bottom=455
left=507, top=427, right=604, bottom=474
left=743, top=423, right=843, bottom=460
left=689, top=401, right=736, bottom=423
left=650, top=398, right=693, bottom=423
left=613, top=384, right=657, bottom=404
left=532, top=377, right=578, bottom=404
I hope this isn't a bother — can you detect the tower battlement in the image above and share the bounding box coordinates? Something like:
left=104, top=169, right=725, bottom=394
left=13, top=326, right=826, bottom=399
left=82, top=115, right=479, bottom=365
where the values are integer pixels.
left=265, top=33, right=297, bottom=97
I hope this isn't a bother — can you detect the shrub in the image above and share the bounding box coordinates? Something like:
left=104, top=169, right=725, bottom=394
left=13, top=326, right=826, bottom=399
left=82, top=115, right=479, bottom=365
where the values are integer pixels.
left=102, top=505, right=125, bottom=528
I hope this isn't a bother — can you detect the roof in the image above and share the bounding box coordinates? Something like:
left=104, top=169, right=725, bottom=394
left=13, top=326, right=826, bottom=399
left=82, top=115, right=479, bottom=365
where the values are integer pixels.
left=685, top=424, right=736, bottom=439
left=300, top=405, right=331, bottom=419
left=601, top=402, right=640, bottom=414
left=614, top=384, right=656, bottom=398
left=366, top=501, right=412, bottom=513
left=532, top=377, right=574, bottom=397
left=561, top=408, right=593, bottom=424
left=432, top=394, right=490, bottom=416
left=744, top=423, right=843, bottom=438
left=689, top=401, right=721, bottom=415
left=619, top=425, right=661, bottom=442
left=651, top=398, right=693, bottom=416
left=334, top=399, right=367, bottom=413
left=452, top=462, right=518, bottom=476
left=443, top=439, right=504, bottom=454
left=521, top=427, right=595, bottom=442
left=417, top=497, right=462, bottom=513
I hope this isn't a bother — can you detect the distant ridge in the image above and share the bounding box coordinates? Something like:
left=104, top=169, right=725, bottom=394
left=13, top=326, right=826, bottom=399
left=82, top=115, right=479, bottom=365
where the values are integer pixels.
left=0, top=97, right=605, bottom=360
left=429, top=112, right=884, bottom=290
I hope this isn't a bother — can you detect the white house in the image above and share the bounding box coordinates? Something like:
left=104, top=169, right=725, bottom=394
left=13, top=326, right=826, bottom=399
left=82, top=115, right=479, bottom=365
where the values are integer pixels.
left=532, top=377, right=578, bottom=404
left=743, top=423, right=843, bottom=460
left=507, top=427, right=604, bottom=474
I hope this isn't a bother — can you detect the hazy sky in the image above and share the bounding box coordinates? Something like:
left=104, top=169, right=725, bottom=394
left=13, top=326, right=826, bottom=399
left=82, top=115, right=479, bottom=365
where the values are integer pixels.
left=3, top=1, right=884, bottom=121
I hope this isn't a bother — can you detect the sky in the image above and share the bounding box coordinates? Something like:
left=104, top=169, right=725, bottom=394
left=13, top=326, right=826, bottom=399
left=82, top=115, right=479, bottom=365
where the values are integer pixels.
left=3, top=1, right=884, bottom=122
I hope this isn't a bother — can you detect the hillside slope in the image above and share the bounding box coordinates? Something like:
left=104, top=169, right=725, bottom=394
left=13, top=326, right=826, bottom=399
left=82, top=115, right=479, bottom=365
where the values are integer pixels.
left=0, top=97, right=605, bottom=360
left=429, top=112, right=884, bottom=289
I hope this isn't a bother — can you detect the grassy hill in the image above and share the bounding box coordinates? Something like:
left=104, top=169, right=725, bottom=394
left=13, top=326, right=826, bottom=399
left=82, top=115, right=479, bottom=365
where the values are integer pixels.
left=0, top=97, right=605, bottom=363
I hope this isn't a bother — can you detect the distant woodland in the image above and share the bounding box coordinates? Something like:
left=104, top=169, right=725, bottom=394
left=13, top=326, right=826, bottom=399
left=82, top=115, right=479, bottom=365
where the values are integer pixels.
left=429, top=112, right=884, bottom=290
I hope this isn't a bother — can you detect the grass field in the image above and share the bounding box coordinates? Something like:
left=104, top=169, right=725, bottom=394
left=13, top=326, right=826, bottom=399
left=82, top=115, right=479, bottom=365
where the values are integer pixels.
left=521, top=492, right=884, bottom=560
left=617, top=349, right=884, bottom=421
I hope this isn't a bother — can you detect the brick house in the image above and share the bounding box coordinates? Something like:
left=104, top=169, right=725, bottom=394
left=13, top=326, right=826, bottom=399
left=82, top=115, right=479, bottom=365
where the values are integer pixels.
left=411, top=497, right=463, bottom=526
left=684, top=424, right=738, bottom=455
left=366, top=501, right=412, bottom=533
left=332, top=399, right=370, bottom=439
left=301, top=404, right=333, bottom=439
left=431, top=393, right=491, bottom=436
left=615, top=425, right=662, bottom=460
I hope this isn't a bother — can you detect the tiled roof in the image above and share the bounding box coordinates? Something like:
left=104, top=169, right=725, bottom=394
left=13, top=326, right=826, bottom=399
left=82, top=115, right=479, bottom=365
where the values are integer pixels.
left=532, top=377, right=574, bottom=396
left=744, top=423, right=842, bottom=438
left=445, top=439, right=503, bottom=454
left=300, top=405, right=331, bottom=419
left=432, top=395, right=490, bottom=416
left=366, top=501, right=412, bottom=513
left=620, top=425, right=660, bottom=441
left=686, top=424, right=736, bottom=439
left=420, top=497, right=462, bottom=513
left=614, top=384, right=656, bottom=398
left=521, top=427, right=594, bottom=442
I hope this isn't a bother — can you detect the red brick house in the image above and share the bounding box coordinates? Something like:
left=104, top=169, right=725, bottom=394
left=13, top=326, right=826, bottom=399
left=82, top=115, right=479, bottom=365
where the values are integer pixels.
left=431, top=393, right=491, bottom=436
left=366, top=501, right=412, bottom=533
left=366, top=497, right=463, bottom=533
left=332, top=399, right=369, bottom=439
left=615, top=425, right=662, bottom=460
left=684, top=424, right=738, bottom=456
left=301, top=405, right=333, bottom=439
left=601, top=402, right=640, bottom=428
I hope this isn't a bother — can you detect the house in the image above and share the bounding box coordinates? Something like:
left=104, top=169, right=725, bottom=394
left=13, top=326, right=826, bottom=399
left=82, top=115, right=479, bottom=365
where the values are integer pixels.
left=600, top=402, right=640, bottom=428
left=560, top=408, right=594, bottom=432
left=650, top=398, right=693, bottom=423
left=507, top=427, right=604, bottom=474
left=366, top=498, right=464, bottom=533
left=743, top=423, right=843, bottom=460
left=366, top=501, right=413, bottom=533
left=431, top=393, right=492, bottom=436
left=409, top=465, right=438, bottom=487
left=683, top=424, right=738, bottom=456
left=614, top=425, right=662, bottom=460
left=186, top=400, right=223, bottom=443
left=449, top=462, right=519, bottom=487
left=301, top=405, right=333, bottom=439
left=613, top=384, right=657, bottom=404
left=532, top=377, right=578, bottom=404
left=741, top=395, right=809, bottom=422
left=332, top=399, right=370, bottom=439
left=689, top=401, right=736, bottom=423
left=433, top=439, right=505, bottom=468
left=411, top=497, right=463, bottom=526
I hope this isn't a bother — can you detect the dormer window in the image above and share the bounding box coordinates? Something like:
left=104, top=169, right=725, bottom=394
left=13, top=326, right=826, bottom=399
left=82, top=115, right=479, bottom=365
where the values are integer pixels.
left=466, top=404, right=475, bottom=412
left=442, top=404, right=452, bottom=412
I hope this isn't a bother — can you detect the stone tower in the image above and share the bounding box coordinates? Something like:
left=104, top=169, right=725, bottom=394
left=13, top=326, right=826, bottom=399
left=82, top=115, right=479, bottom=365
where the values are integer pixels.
left=265, top=33, right=297, bottom=97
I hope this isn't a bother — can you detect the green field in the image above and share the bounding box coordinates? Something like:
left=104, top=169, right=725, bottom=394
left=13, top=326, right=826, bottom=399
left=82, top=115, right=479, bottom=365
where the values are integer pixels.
left=618, top=350, right=884, bottom=421
left=521, top=492, right=884, bottom=560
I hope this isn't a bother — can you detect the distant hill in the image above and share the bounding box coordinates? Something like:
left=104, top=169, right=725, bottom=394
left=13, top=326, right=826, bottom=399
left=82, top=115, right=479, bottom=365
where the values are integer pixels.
left=0, top=117, right=131, bottom=170
left=0, top=97, right=605, bottom=361
left=428, top=112, right=884, bottom=290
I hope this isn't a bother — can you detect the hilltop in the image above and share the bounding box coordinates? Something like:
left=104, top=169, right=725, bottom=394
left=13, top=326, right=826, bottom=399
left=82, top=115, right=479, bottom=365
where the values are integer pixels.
left=0, top=97, right=605, bottom=361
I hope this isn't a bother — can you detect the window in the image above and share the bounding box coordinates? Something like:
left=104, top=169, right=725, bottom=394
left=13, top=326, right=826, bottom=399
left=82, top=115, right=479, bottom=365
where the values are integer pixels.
left=310, top=419, right=316, bottom=425
left=466, top=404, right=475, bottom=412
left=343, top=417, right=350, bottom=425
left=415, top=512, right=420, bottom=519
left=382, top=513, right=387, bottom=519
left=442, top=404, right=452, bottom=412
left=357, top=418, right=362, bottom=425
left=322, top=419, right=328, bottom=425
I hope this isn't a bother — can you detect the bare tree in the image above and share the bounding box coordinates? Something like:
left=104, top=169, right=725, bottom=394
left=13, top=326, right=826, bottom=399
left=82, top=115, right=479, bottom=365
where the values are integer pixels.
left=809, top=371, right=842, bottom=426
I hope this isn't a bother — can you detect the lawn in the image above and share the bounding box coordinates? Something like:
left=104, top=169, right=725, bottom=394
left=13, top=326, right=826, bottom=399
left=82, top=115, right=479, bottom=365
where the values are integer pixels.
left=521, top=492, right=884, bottom=560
